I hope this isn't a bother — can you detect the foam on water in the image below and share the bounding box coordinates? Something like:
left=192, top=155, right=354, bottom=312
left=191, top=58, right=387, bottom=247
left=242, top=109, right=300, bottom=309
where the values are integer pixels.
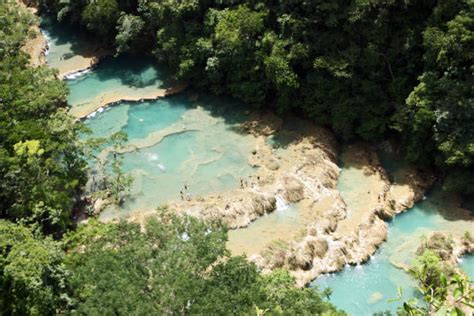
left=275, top=195, right=288, bottom=211
left=64, top=68, right=92, bottom=80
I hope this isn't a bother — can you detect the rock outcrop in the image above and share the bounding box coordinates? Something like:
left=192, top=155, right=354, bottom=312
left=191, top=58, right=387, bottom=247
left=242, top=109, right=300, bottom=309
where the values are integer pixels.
left=167, top=114, right=341, bottom=231
left=19, top=1, right=47, bottom=67
left=127, top=111, right=435, bottom=286
left=246, top=142, right=434, bottom=286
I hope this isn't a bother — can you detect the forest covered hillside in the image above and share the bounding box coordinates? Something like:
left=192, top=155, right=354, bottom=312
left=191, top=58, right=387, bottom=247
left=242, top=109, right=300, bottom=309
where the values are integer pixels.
left=35, top=0, right=474, bottom=194
left=0, top=0, right=473, bottom=315
left=0, top=3, right=345, bottom=315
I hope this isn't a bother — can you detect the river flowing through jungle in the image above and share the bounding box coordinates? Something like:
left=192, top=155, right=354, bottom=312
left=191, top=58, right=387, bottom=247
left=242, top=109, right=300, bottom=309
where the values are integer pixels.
left=42, top=18, right=473, bottom=316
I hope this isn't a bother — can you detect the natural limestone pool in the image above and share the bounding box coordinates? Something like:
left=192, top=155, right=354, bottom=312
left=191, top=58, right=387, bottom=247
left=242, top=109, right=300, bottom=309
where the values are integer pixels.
left=313, top=170, right=474, bottom=315
left=42, top=19, right=473, bottom=316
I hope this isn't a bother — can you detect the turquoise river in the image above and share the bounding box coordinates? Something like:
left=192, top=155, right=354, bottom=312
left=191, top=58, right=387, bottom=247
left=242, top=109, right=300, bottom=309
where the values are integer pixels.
left=42, top=19, right=473, bottom=316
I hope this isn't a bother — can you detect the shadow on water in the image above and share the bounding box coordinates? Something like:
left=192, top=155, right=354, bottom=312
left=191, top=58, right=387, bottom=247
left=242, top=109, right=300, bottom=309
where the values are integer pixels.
left=378, top=148, right=473, bottom=223
left=417, top=187, right=474, bottom=222
left=92, top=55, right=172, bottom=89
left=40, top=15, right=100, bottom=58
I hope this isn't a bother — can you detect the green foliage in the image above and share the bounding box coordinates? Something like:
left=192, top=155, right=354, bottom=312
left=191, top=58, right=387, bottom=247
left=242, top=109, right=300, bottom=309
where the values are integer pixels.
left=0, top=2, right=87, bottom=235
left=395, top=0, right=473, bottom=193
left=65, top=213, right=343, bottom=314
left=0, top=1, right=35, bottom=56
left=82, top=0, right=120, bottom=37
left=115, top=13, right=145, bottom=54
left=0, top=220, right=69, bottom=315
left=89, top=131, right=133, bottom=205
left=396, top=250, right=474, bottom=315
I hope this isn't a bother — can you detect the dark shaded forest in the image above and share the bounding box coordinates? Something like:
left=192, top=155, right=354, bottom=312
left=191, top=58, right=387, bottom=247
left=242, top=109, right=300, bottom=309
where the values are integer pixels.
left=37, top=0, right=474, bottom=194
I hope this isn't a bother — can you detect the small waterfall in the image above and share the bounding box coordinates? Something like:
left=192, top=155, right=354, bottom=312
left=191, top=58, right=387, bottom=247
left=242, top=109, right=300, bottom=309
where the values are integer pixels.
left=275, top=195, right=288, bottom=211
left=64, top=68, right=92, bottom=80
left=42, top=29, right=51, bottom=56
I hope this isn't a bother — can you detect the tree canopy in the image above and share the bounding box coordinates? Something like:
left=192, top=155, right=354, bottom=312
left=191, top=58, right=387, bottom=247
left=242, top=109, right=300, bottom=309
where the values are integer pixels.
left=64, top=213, right=343, bottom=315
left=0, top=1, right=87, bottom=236
left=35, top=0, right=474, bottom=195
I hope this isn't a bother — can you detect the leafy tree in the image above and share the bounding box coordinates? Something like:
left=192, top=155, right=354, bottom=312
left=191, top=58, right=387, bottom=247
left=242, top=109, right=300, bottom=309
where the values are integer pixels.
left=0, top=2, right=87, bottom=235
left=395, top=0, right=473, bottom=194
left=396, top=250, right=474, bottom=315
left=115, top=13, right=145, bottom=54
left=81, top=0, right=120, bottom=37
left=65, top=212, right=343, bottom=314
left=88, top=131, right=133, bottom=206
left=0, top=220, right=70, bottom=315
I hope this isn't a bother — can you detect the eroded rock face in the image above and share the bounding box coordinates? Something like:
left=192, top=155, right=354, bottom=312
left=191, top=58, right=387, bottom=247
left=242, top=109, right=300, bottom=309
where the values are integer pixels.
left=417, top=232, right=474, bottom=266
left=389, top=167, right=434, bottom=213
left=127, top=111, right=433, bottom=287
left=165, top=114, right=341, bottom=234
left=168, top=191, right=277, bottom=229
left=245, top=142, right=433, bottom=286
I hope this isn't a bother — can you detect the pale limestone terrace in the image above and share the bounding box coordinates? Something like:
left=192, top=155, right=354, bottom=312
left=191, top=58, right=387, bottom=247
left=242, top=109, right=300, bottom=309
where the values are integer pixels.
left=25, top=0, right=472, bottom=297
left=70, top=83, right=188, bottom=120
left=121, top=108, right=436, bottom=286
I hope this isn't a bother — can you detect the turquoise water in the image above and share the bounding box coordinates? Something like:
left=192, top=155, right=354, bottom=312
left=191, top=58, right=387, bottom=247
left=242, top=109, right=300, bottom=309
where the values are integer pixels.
left=67, top=55, right=165, bottom=107
left=72, top=67, right=257, bottom=218
left=313, top=184, right=474, bottom=315
left=44, top=21, right=473, bottom=314
left=460, top=255, right=474, bottom=278
left=81, top=91, right=186, bottom=140
left=41, top=17, right=258, bottom=219
left=41, top=16, right=90, bottom=68
left=110, top=95, right=256, bottom=216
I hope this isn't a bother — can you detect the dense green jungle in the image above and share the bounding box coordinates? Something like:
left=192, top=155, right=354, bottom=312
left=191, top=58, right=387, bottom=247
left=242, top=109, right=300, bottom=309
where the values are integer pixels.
left=0, top=0, right=472, bottom=315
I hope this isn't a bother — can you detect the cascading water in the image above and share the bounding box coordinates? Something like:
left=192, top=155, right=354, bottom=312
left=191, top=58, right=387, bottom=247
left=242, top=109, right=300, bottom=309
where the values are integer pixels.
left=275, top=195, right=288, bottom=211
left=42, top=18, right=473, bottom=315
left=312, top=182, right=473, bottom=315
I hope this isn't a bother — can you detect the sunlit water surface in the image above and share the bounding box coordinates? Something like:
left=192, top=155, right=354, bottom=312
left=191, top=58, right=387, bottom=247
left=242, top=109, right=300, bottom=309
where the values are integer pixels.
left=312, top=165, right=474, bottom=315
left=42, top=20, right=474, bottom=315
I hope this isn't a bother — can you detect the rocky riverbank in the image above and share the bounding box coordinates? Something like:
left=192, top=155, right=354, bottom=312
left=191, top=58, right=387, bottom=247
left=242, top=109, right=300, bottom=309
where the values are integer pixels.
left=248, top=142, right=434, bottom=286
left=71, top=83, right=188, bottom=120
left=55, top=46, right=110, bottom=80
left=124, top=105, right=436, bottom=286
left=19, top=1, right=47, bottom=67
left=19, top=0, right=111, bottom=79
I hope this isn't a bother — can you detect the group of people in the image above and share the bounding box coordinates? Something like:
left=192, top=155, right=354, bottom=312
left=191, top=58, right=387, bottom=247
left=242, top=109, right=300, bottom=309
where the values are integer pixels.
left=180, top=184, right=191, bottom=201
left=240, top=175, right=261, bottom=189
